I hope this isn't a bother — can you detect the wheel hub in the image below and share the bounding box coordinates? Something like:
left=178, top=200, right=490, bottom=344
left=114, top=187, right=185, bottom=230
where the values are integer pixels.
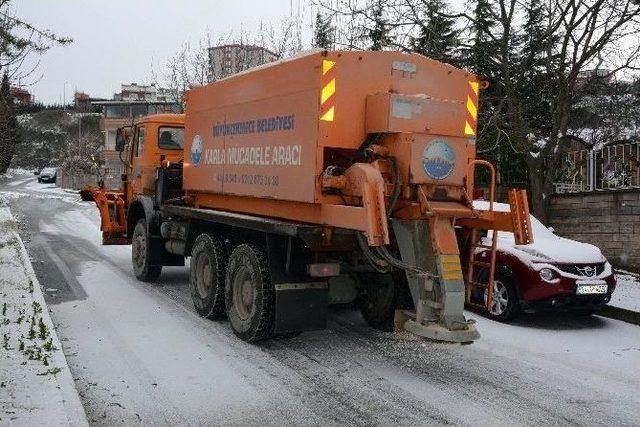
left=232, top=265, right=254, bottom=321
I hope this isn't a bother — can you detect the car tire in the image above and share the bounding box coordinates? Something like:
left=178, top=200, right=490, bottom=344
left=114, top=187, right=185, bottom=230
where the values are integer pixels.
left=190, top=233, right=227, bottom=319
left=572, top=308, right=597, bottom=316
left=37, top=178, right=41, bottom=183
left=131, top=219, right=162, bottom=282
left=357, top=273, right=401, bottom=332
left=485, top=271, right=521, bottom=321
left=225, top=243, right=275, bottom=342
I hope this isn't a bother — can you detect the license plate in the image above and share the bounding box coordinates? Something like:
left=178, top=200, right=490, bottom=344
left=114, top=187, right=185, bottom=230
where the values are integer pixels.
left=576, top=283, right=608, bottom=295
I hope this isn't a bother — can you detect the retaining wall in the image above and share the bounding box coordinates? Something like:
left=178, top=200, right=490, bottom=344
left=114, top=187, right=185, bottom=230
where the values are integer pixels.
left=550, top=190, right=640, bottom=269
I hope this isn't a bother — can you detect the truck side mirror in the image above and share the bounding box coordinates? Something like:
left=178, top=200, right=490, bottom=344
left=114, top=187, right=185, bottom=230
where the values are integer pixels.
left=115, top=128, right=127, bottom=152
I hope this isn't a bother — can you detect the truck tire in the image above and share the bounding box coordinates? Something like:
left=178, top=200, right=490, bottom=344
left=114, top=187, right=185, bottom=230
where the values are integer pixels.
left=190, top=233, right=227, bottom=319
left=358, top=273, right=397, bottom=332
left=132, top=219, right=162, bottom=282
left=225, top=243, right=274, bottom=342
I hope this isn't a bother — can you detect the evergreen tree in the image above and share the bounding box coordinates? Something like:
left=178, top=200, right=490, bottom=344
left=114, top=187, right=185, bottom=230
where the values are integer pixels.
left=518, top=0, right=558, bottom=135
left=0, top=72, right=21, bottom=174
left=465, top=0, right=498, bottom=78
left=412, top=0, right=459, bottom=65
left=313, top=12, right=334, bottom=50
left=369, top=1, right=392, bottom=51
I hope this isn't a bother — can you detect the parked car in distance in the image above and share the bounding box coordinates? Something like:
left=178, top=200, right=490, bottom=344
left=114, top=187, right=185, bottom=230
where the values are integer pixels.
left=463, top=201, right=616, bottom=321
left=38, top=167, right=58, bottom=183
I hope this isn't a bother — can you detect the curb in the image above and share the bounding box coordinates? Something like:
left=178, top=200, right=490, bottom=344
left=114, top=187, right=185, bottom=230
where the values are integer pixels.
left=598, top=305, right=640, bottom=326
left=4, top=207, right=89, bottom=426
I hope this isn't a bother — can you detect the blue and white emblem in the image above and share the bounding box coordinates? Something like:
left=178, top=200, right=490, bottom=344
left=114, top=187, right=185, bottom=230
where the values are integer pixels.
left=191, top=134, right=203, bottom=166
left=422, top=139, right=456, bottom=180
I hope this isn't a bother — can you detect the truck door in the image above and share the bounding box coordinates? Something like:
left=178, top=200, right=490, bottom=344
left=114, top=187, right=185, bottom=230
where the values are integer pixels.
left=130, top=125, right=148, bottom=196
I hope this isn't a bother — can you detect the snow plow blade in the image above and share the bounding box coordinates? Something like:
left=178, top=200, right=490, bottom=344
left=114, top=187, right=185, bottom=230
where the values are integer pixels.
left=79, top=188, right=95, bottom=202
left=81, top=186, right=129, bottom=245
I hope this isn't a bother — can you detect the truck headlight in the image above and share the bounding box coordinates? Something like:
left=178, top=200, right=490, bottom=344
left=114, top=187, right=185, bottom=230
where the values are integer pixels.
left=539, top=268, right=556, bottom=283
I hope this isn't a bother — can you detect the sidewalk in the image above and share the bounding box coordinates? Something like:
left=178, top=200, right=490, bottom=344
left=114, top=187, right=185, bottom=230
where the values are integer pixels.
left=600, top=270, right=640, bottom=326
left=0, top=206, right=88, bottom=426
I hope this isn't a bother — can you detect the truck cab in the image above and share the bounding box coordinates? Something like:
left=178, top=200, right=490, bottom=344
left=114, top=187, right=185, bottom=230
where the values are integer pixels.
left=119, top=114, right=185, bottom=197
left=82, top=114, right=185, bottom=245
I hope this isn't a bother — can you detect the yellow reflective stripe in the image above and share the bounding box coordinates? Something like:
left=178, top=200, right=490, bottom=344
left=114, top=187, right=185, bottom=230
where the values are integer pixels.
left=442, top=263, right=461, bottom=272
left=322, top=60, right=335, bottom=75
left=320, top=106, right=335, bottom=121
left=443, top=271, right=464, bottom=281
left=466, top=97, right=478, bottom=120
left=469, top=80, right=479, bottom=96
left=465, top=121, right=475, bottom=135
left=321, top=78, right=336, bottom=104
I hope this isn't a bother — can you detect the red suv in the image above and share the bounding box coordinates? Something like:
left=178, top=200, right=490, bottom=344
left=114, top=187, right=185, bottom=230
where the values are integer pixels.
left=465, top=202, right=616, bottom=321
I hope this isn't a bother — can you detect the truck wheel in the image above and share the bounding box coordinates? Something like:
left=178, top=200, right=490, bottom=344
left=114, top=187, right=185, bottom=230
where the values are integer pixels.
left=190, top=233, right=227, bottom=319
left=358, top=273, right=397, bottom=332
left=132, top=219, right=162, bottom=282
left=225, top=243, right=274, bottom=342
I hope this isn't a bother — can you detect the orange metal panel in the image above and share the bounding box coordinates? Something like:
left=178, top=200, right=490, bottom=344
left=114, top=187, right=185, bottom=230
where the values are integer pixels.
left=365, top=93, right=467, bottom=137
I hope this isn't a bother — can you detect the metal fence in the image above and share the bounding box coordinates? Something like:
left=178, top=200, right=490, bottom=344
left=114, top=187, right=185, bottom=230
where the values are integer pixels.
left=554, top=141, right=640, bottom=193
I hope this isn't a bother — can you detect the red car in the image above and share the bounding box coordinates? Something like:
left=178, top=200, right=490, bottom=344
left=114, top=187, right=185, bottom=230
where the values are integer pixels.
left=465, top=202, right=616, bottom=321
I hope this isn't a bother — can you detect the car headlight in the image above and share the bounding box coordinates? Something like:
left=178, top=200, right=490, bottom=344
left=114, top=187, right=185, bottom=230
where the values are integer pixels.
left=539, top=268, right=556, bottom=283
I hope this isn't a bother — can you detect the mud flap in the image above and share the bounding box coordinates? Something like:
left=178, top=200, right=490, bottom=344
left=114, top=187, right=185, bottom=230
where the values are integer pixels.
left=391, top=219, right=480, bottom=343
left=274, top=282, right=328, bottom=333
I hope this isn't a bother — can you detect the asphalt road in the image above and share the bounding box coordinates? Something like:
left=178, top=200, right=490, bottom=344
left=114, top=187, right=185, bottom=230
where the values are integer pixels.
left=2, top=174, right=639, bottom=426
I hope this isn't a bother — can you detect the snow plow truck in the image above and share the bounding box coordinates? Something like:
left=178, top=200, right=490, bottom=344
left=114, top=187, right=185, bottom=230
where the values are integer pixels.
left=82, top=50, right=533, bottom=343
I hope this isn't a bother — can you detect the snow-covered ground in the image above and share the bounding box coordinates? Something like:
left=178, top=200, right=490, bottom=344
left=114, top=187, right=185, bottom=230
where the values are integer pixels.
left=0, top=205, right=87, bottom=426
left=612, top=270, right=640, bottom=312
left=2, top=175, right=640, bottom=426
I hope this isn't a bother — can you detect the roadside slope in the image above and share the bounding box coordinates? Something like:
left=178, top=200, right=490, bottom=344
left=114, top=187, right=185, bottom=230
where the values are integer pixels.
left=0, top=206, right=88, bottom=426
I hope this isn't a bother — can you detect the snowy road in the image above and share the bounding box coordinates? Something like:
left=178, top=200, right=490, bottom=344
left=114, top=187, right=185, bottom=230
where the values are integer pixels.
left=2, top=175, right=639, bottom=426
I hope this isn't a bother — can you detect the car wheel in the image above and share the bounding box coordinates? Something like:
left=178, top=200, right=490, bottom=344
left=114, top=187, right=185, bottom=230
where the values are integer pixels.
left=225, top=243, right=275, bottom=342
left=131, top=219, right=162, bottom=282
left=484, top=271, right=521, bottom=321
left=572, top=308, right=597, bottom=316
left=37, top=178, right=41, bottom=183
left=190, top=233, right=227, bottom=319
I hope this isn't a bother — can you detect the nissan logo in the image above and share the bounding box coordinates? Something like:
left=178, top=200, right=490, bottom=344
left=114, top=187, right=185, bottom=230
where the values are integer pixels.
left=577, top=266, right=597, bottom=277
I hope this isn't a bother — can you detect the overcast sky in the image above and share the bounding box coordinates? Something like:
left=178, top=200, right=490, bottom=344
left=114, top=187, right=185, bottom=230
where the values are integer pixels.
left=15, top=0, right=469, bottom=104
left=15, top=0, right=315, bottom=103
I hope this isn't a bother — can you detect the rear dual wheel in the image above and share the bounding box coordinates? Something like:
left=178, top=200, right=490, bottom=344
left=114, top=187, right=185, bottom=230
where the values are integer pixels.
left=190, top=238, right=276, bottom=342
left=225, top=244, right=275, bottom=342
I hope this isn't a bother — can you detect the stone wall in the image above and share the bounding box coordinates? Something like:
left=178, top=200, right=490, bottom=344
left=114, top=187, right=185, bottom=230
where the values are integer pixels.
left=550, top=190, right=640, bottom=269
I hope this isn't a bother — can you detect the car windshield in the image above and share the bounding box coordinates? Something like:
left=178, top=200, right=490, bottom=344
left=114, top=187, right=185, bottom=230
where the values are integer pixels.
left=41, top=168, right=57, bottom=174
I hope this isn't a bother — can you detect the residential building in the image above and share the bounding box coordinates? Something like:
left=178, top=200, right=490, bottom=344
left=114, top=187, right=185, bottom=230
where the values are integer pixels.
left=10, top=86, right=33, bottom=105
left=208, top=44, right=279, bottom=81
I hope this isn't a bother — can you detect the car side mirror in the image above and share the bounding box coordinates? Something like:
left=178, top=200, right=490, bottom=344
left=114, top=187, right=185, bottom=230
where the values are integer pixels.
left=548, top=226, right=555, bottom=233
left=115, top=128, right=127, bottom=152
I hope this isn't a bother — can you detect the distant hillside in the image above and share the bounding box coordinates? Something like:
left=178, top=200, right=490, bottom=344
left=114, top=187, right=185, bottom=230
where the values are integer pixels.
left=12, top=110, right=101, bottom=170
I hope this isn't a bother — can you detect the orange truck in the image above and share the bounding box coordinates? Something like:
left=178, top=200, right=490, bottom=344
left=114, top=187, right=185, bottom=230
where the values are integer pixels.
left=82, top=50, right=532, bottom=343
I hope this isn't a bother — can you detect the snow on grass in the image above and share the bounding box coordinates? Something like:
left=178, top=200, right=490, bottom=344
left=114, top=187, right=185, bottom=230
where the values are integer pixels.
left=0, top=206, right=87, bottom=425
left=612, top=270, right=640, bottom=312
left=0, top=169, right=34, bottom=180
left=0, top=188, right=85, bottom=207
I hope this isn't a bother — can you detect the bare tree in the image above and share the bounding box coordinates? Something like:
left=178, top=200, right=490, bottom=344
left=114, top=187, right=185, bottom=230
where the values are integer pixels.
left=0, top=0, right=71, bottom=82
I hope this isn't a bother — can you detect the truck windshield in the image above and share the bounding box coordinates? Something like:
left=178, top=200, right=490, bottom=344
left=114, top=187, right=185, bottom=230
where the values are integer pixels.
left=158, top=127, right=184, bottom=150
